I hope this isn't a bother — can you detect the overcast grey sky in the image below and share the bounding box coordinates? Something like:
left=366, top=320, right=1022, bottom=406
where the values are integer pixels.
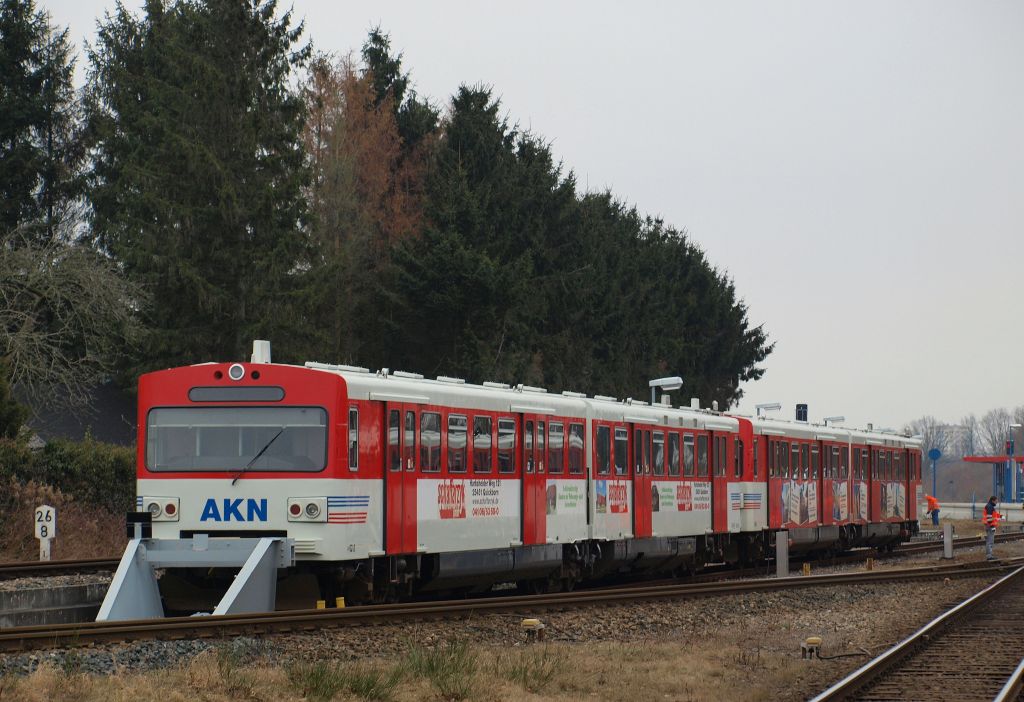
left=46, top=0, right=1024, bottom=431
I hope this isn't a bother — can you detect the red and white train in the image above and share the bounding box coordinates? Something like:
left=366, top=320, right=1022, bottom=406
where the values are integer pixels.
left=135, top=343, right=922, bottom=604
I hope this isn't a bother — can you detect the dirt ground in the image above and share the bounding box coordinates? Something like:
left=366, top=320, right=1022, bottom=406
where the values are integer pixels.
left=4, top=527, right=1022, bottom=701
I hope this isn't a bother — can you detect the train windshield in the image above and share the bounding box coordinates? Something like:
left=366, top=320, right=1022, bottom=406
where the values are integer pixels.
left=146, top=406, right=327, bottom=472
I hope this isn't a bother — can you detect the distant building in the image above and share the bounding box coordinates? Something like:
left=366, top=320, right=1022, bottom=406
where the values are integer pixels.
left=22, top=381, right=136, bottom=448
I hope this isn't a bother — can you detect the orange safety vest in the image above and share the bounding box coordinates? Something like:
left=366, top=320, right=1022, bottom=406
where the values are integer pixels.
left=926, top=495, right=939, bottom=511
left=983, top=509, right=1002, bottom=528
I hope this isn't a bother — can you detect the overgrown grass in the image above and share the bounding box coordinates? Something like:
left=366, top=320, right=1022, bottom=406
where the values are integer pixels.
left=491, top=644, right=562, bottom=693
left=404, top=639, right=478, bottom=701
left=0, top=478, right=125, bottom=561
left=287, top=660, right=402, bottom=702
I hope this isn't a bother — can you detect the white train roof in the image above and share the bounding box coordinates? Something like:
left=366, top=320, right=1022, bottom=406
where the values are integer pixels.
left=746, top=415, right=920, bottom=448
left=232, top=354, right=913, bottom=446
left=298, top=362, right=737, bottom=431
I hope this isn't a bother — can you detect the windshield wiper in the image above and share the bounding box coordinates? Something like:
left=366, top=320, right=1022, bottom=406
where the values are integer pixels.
left=232, top=428, right=284, bottom=485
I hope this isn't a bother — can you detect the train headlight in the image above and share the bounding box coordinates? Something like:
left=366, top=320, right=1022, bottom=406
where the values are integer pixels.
left=287, top=497, right=327, bottom=522
left=228, top=363, right=245, bottom=381
left=140, top=497, right=178, bottom=522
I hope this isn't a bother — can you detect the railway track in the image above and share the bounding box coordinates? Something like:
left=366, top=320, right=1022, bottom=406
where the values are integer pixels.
left=810, top=564, right=1024, bottom=701
left=0, top=557, right=118, bottom=581
left=0, top=531, right=1017, bottom=584
left=0, top=556, right=1018, bottom=654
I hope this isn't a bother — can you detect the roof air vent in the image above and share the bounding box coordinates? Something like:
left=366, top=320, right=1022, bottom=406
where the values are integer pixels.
left=393, top=370, right=425, bottom=380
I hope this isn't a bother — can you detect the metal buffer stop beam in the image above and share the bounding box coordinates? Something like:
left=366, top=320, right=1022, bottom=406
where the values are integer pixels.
left=96, top=534, right=295, bottom=621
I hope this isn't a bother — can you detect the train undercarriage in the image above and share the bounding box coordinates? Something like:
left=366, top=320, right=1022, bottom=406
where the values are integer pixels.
left=105, top=521, right=918, bottom=618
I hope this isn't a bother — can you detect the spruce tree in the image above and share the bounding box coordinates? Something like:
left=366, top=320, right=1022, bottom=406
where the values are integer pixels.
left=0, top=0, right=81, bottom=245
left=86, top=0, right=311, bottom=370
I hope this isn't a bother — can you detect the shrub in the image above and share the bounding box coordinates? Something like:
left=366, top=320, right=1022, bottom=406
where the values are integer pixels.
left=492, top=645, right=561, bottom=693
left=32, top=437, right=135, bottom=512
left=0, top=435, right=135, bottom=513
left=404, top=639, right=477, bottom=701
left=287, top=660, right=401, bottom=702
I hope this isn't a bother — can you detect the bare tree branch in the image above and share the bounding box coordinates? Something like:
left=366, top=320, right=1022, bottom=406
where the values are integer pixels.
left=1, top=234, right=144, bottom=409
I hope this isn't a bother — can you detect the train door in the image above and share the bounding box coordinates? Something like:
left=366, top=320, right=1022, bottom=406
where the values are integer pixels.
left=385, top=404, right=417, bottom=554
left=811, top=443, right=822, bottom=525
left=520, top=416, right=547, bottom=545
left=869, top=448, right=881, bottom=522
left=711, top=433, right=731, bottom=532
left=632, top=425, right=652, bottom=538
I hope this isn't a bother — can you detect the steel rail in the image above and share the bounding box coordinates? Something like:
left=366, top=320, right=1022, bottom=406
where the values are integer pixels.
left=0, top=557, right=119, bottom=581
left=809, top=565, right=1024, bottom=702
left=0, top=557, right=1017, bottom=653
left=0, top=531, right=1016, bottom=582
left=993, top=655, right=1024, bottom=702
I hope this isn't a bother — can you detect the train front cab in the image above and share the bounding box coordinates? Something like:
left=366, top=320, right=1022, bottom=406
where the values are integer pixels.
left=135, top=361, right=358, bottom=611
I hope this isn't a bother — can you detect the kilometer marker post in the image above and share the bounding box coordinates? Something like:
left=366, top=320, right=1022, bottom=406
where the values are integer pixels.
left=34, top=504, right=56, bottom=561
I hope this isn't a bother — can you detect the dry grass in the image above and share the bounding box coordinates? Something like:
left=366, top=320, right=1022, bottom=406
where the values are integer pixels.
left=0, top=636, right=815, bottom=702
left=0, top=479, right=126, bottom=561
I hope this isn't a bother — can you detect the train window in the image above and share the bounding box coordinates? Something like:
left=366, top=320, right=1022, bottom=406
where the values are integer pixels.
left=147, top=406, right=328, bottom=473
left=448, top=415, right=468, bottom=473
left=473, top=416, right=492, bottom=473
left=792, top=444, right=801, bottom=480
left=653, top=432, right=665, bottom=476
left=568, top=423, right=584, bottom=474
left=643, top=430, right=653, bottom=475
left=537, top=421, right=546, bottom=472
left=348, top=407, right=359, bottom=472
left=683, top=434, right=695, bottom=476
left=388, top=410, right=401, bottom=471
left=548, top=422, right=565, bottom=474
left=840, top=447, right=848, bottom=479
left=420, top=412, right=441, bottom=472
left=525, top=421, right=534, bottom=473
left=767, top=440, right=774, bottom=477
left=862, top=449, right=869, bottom=480
left=780, top=441, right=790, bottom=479
left=613, top=427, right=628, bottom=475
left=734, top=438, right=743, bottom=478
left=498, top=418, right=516, bottom=473
left=753, top=438, right=759, bottom=478
left=404, top=411, right=416, bottom=471
left=596, top=425, right=611, bottom=475
left=669, top=433, right=680, bottom=477
left=831, top=447, right=839, bottom=479
left=811, top=445, right=819, bottom=479
left=697, top=435, right=709, bottom=477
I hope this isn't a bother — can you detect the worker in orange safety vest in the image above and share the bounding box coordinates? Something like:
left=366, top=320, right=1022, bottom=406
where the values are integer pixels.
left=925, top=494, right=940, bottom=526
left=983, top=496, right=1001, bottom=560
